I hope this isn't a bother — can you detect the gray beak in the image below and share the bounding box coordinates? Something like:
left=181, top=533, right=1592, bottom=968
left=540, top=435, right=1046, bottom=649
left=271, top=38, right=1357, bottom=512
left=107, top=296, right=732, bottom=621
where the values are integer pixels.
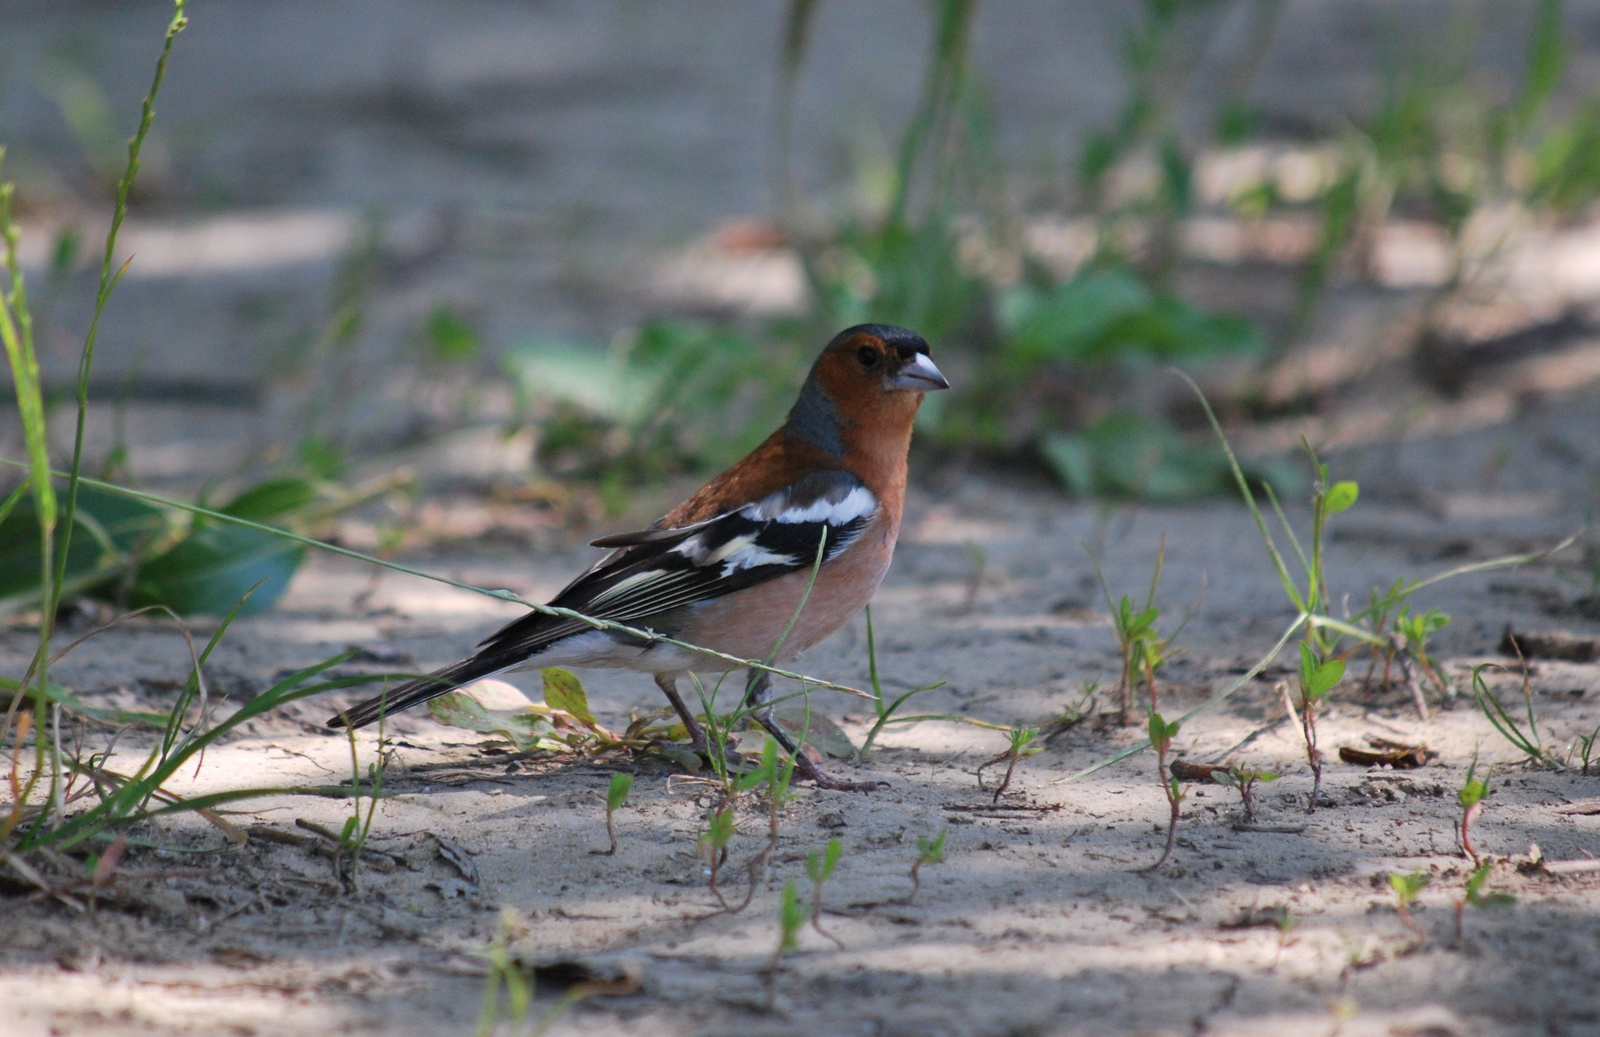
left=891, top=352, right=950, bottom=392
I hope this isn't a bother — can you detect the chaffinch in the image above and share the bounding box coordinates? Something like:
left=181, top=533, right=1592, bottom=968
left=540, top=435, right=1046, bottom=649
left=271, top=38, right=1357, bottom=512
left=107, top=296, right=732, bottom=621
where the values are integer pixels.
left=329, top=324, right=948, bottom=789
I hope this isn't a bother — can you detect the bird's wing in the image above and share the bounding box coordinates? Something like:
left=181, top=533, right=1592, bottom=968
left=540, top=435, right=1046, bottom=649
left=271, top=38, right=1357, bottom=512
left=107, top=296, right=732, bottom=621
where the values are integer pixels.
left=476, top=468, right=878, bottom=657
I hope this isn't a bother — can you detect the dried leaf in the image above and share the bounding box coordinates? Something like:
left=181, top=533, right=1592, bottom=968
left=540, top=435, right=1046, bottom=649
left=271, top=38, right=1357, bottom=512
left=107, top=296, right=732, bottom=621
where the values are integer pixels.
left=1338, top=740, right=1436, bottom=769
left=427, top=691, right=552, bottom=752
left=775, top=704, right=856, bottom=759
left=1169, top=760, right=1225, bottom=782
left=542, top=668, right=597, bottom=727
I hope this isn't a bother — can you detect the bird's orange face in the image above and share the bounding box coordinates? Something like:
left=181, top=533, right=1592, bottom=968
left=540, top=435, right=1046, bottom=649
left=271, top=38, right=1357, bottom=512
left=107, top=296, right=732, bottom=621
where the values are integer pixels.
left=811, top=328, right=949, bottom=424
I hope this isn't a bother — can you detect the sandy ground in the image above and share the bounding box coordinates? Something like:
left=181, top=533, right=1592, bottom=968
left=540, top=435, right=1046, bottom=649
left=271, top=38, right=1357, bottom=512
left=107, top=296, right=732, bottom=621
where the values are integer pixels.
left=3, top=442, right=1598, bottom=1037
left=4, top=4, right=1600, bottom=1035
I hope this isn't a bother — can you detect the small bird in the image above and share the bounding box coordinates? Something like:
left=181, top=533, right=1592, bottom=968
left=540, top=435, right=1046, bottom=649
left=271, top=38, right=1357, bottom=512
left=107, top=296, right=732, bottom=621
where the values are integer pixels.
left=328, top=324, right=948, bottom=789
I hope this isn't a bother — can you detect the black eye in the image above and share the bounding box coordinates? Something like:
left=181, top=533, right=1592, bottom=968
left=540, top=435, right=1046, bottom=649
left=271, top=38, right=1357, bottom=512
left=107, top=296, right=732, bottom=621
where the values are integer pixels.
left=856, top=346, right=880, bottom=367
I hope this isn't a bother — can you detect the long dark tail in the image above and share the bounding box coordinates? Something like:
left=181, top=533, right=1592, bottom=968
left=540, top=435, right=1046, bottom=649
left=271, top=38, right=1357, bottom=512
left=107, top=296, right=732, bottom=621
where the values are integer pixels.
left=326, top=653, right=515, bottom=730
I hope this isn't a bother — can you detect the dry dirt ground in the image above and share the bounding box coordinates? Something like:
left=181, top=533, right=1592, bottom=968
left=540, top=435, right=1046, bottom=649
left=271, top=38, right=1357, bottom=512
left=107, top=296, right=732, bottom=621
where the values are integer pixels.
left=3, top=416, right=1599, bottom=1037
left=5, top=5, right=1600, bottom=1035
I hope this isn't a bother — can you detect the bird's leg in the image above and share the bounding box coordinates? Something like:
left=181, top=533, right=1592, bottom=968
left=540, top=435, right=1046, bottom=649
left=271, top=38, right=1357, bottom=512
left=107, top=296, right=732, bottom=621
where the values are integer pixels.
left=654, top=673, right=708, bottom=754
left=743, top=669, right=878, bottom=792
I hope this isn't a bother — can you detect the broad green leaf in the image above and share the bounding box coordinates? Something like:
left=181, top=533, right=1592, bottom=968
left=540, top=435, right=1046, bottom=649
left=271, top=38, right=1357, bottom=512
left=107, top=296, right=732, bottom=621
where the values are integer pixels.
left=0, top=486, right=167, bottom=608
left=130, top=522, right=304, bottom=617
left=1040, top=412, right=1296, bottom=502
left=219, top=477, right=319, bottom=524
left=542, top=667, right=595, bottom=727
left=999, top=269, right=1153, bottom=367
left=1147, top=711, right=1178, bottom=747
left=707, top=805, right=735, bottom=847
left=503, top=339, right=656, bottom=423
left=1307, top=658, right=1345, bottom=698
left=1298, top=641, right=1317, bottom=682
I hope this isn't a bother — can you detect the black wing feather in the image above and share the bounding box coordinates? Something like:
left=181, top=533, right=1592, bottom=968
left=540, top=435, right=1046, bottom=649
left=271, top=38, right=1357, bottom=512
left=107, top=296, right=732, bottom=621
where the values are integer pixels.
left=476, top=469, right=875, bottom=657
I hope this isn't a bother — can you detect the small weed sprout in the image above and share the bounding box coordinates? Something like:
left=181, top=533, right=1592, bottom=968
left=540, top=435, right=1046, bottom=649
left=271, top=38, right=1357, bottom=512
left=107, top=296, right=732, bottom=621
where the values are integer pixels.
left=960, top=539, right=986, bottom=612
left=1453, top=860, right=1514, bottom=942
left=903, top=827, right=948, bottom=904
left=1390, top=871, right=1430, bottom=941
left=1296, top=642, right=1345, bottom=812
left=752, top=735, right=799, bottom=857
left=1576, top=723, right=1600, bottom=775
left=1270, top=906, right=1296, bottom=970
left=476, top=907, right=533, bottom=1037
left=804, top=838, right=844, bottom=948
left=765, top=878, right=808, bottom=1007
left=1215, top=763, right=1280, bottom=823
left=596, top=772, right=633, bottom=857
left=1087, top=538, right=1169, bottom=722
left=333, top=708, right=387, bottom=893
left=1140, top=711, right=1184, bottom=871
left=1393, top=607, right=1453, bottom=698
left=731, top=736, right=799, bottom=912
left=1458, top=756, right=1492, bottom=865
left=1472, top=660, right=1562, bottom=768
left=777, top=877, right=806, bottom=954
left=978, top=725, right=1042, bottom=803
left=699, top=803, right=737, bottom=909
left=856, top=606, right=951, bottom=758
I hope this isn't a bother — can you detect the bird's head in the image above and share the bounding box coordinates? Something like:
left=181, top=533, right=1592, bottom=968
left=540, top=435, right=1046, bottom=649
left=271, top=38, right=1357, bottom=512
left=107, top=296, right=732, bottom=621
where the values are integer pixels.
left=785, top=324, right=948, bottom=456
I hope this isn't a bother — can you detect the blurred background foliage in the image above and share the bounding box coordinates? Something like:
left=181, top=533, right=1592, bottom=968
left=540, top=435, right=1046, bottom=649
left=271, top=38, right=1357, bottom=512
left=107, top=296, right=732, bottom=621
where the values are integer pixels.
left=506, top=0, right=1600, bottom=502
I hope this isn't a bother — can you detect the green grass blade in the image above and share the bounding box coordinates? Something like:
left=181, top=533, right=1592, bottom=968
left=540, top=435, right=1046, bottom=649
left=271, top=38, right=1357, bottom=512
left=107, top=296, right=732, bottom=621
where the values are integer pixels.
left=1173, top=370, right=1306, bottom=611
left=54, top=2, right=189, bottom=623
left=1056, top=613, right=1307, bottom=784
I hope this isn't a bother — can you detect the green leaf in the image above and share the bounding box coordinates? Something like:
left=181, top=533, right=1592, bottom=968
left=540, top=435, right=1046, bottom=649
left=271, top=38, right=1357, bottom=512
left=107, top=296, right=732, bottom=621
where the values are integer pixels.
left=607, top=772, right=633, bottom=812
left=1148, top=711, right=1169, bottom=748
left=1299, top=642, right=1345, bottom=699
left=0, top=675, right=169, bottom=728
left=1310, top=659, right=1345, bottom=698
left=1389, top=870, right=1429, bottom=904
left=425, top=690, right=552, bottom=752
left=1039, top=412, right=1296, bottom=503
left=424, top=304, right=480, bottom=364
left=504, top=340, right=653, bottom=423
left=916, top=827, right=948, bottom=864
left=541, top=667, right=596, bottom=727
left=778, top=879, right=805, bottom=951
left=1002, top=263, right=1262, bottom=367
left=219, top=477, right=319, bottom=524
left=130, top=522, right=305, bottom=617
left=0, top=485, right=167, bottom=607
left=707, top=805, right=735, bottom=849
left=298, top=437, right=345, bottom=480
left=806, top=837, right=842, bottom=882
left=1323, top=481, right=1359, bottom=515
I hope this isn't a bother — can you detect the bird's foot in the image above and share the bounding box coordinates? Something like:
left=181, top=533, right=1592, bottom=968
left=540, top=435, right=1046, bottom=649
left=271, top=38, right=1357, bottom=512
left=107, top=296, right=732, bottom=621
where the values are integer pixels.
left=790, top=752, right=884, bottom=792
